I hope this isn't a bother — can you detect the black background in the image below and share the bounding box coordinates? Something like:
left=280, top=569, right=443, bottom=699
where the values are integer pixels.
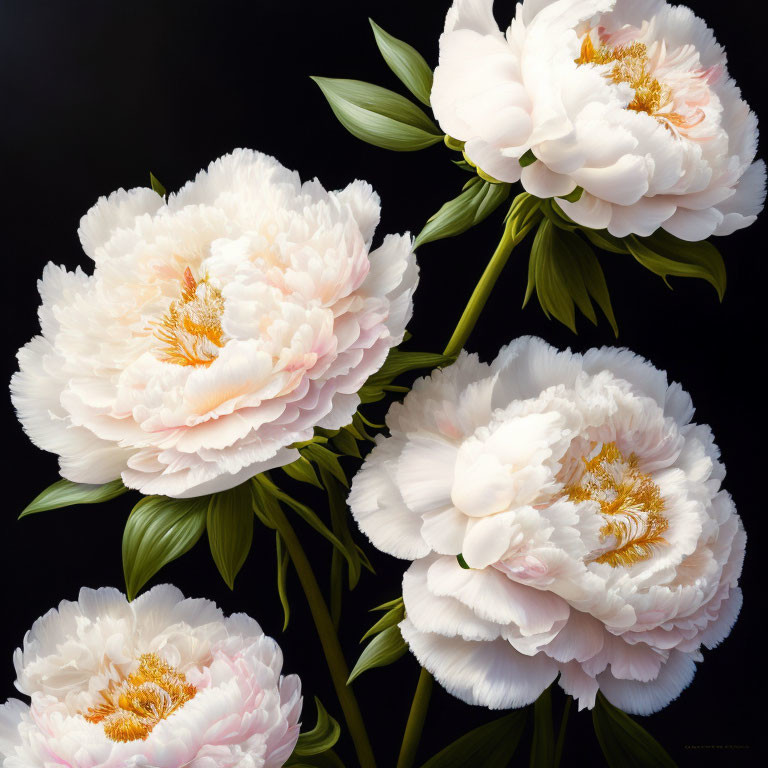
left=1, top=1, right=765, bottom=766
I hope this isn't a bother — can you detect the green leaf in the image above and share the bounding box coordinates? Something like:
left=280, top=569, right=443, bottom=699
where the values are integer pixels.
left=625, top=230, right=726, bottom=299
left=582, top=228, right=628, bottom=254
left=530, top=688, right=554, bottom=768
left=255, top=475, right=356, bottom=572
left=21, top=478, right=128, bottom=518
left=415, top=178, right=511, bottom=248
left=525, top=218, right=618, bottom=335
left=302, top=443, right=348, bottom=488
left=347, top=624, right=407, bottom=683
left=282, top=457, right=323, bottom=489
left=419, top=710, right=528, bottom=768
left=149, top=172, right=166, bottom=198
left=122, top=495, right=208, bottom=601
left=361, top=599, right=405, bottom=642
left=293, top=697, right=341, bottom=757
left=331, top=428, right=362, bottom=459
left=322, top=467, right=362, bottom=590
left=592, top=693, right=677, bottom=768
left=276, top=531, right=291, bottom=630
left=366, top=348, right=456, bottom=387
left=207, top=484, right=255, bottom=589
left=372, top=596, right=404, bottom=612
left=369, top=19, right=433, bottom=107
left=456, top=553, right=470, bottom=569
left=519, top=149, right=537, bottom=167
left=311, top=77, right=442, bottom=152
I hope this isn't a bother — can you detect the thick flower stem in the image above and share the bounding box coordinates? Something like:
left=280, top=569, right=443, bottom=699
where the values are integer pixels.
left=443, top=213, right=538, bottom=358
left=269, top=503, right=377, bottom=768
left=396, top=667, right=434, bottom=768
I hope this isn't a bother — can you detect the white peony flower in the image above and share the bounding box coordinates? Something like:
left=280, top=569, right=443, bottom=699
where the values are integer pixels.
left=0, top=584, right=301, bottom=767
left=431, top=0, right=765, bottom=240
left=11, top=149, right=418, bottom=498
left=349, top=337, right=744, bottom=714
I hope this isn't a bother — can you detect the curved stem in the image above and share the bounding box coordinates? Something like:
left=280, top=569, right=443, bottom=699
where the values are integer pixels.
left=443, top=214, right=538, bottom=358
left=396, top=667, right=433, bottom=768
left=269, top=503, right=376, bottom=768
left=553, top=697, right=571, bottom=768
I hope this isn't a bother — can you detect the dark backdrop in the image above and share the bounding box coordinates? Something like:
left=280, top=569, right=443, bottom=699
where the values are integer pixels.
left=1, top=1, right=765, bottom=766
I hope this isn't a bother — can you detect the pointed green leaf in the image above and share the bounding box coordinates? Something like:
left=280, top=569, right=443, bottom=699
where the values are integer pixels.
left=625, top=231, right=726, bottom=299
left=311, top=77, right=442, bottom=152
left=369, top=19, right=433, bottom=106
left=415, top=178, right=511, bottom=248
left=372, top=596, right=404, bottom=613
left=302, top=443, right=348, bottom=487
left=366, top=348, right=456, bottom=387
left=347, top=625, right=407, bottom=683
left=276, top=531, right=291, bottom=630
left=207, top=484, right=255, bottom=589
left=282, top=456, right=323, bottom=488
left=122, top=495, right=208, bottom=601
left=581, top=227, right=629, bottom=254
left=255, top=475, right=356, bottom=571
left=331, top=428, right=361, bottom=459
left=21, top=478, right=128, bottom=518
left=322, top=467, right=362, bottom=590
left=525, top=218, right=618, bottom=335
left=293, top=697, right=341, bottom=756
left=592, top=693, right=677, bottom=767
left=149, top=172, right=166, bottom=198
left=530, top=688, right=554, bottom=768
left=361, top=600, right=405, bottom=642
left=419, top=710, right=528, bottom=768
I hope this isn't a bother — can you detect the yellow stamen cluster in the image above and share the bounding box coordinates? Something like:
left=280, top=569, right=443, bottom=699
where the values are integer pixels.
left=82, top=653, right=197, bottom=742
left=566, top=442, right=669, bottom=568
left=154, top=267, right=226, bottom=366
left=576, top=36, right=677, bottom=122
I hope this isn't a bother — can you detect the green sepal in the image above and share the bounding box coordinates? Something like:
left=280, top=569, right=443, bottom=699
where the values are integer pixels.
left=347, top=625, right=407, bottom=684
left=207, top=483, right=255, bottom=590
left=122, top=495, right=208, bottom=601
left=311, top=77, right=442, bottom=152
left=456, top=553, right=470, bottom=569
left=592, top=693, right=677, bottom=767
left=149, top=172, right=166, bottom=198
left=519, top=149, right=537, bottom=167
left=292, top=697, right=341, bottom=757
left=369, top=19, right=433, bottom=107
left=444, top=135, right=465, bottom=152
left=418, top=709, right=528, bottom=768
left=20, top=478, right=128, bottom=518
left=558, top=185, right=584, bottom=203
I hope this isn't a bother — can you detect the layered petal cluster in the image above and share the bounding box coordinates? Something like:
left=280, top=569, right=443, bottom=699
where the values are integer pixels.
left=0, top=585, right=301, bottom=767
left=431, top=0, right=765, bottom=239
left=349, top=337, right=744, bottom=713
left=11, top=149, right=418, bottom=497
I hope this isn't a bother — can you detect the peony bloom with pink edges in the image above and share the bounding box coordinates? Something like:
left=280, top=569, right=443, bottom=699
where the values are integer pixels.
left=11, top=149, right=418, bottom=498
left=0, top=584, right=301, bottom=768
left=431, top=0, right=765, bottom=240
left=349, top=337, right=744, bottom=714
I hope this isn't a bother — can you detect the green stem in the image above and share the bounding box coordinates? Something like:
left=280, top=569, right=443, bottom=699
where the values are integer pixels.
left=269, top=503, right=376, bottom=768
left=443, top=213, right=537, bottom=358
left=553, top=697, right=571, bottom=768
left=396, top=667, right=434, bottom=768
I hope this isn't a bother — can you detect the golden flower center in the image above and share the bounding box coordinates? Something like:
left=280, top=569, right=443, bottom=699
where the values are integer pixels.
left=82, top=653, right=197, bottom=742
left=575, top=36, right=698, bottom=131
left=565, top=442, right=669, bottom=567
left=154, top=267, right=226, bottom=366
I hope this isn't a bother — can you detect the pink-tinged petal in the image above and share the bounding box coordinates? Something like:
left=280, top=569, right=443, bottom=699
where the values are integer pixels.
left=557, top=661, right=600, bottom=710
left=557, top=193, right=613, bottom=230
left=521, top=161, right=577, bottom=198
left=400, top=618, right=558, bottom=709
